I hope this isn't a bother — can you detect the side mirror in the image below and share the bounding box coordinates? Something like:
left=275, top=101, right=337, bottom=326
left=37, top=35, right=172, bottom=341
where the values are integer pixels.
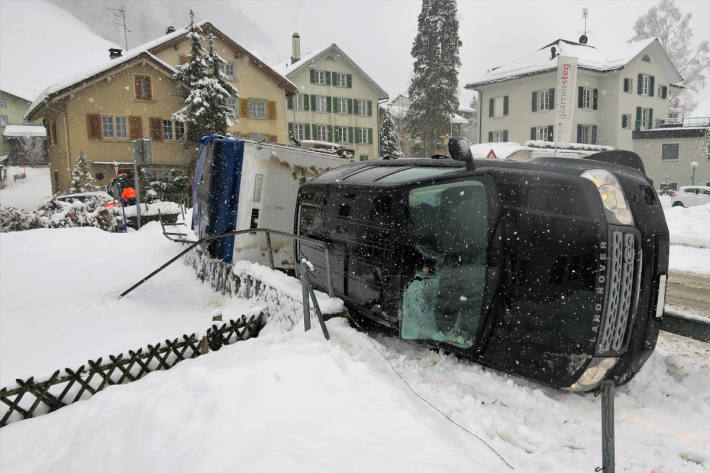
left=448, top=137, right=475, bottom=170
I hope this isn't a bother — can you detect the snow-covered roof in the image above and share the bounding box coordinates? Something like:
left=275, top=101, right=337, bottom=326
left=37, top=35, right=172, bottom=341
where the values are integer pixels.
left=273, top=44, right=388, bottom=100
left=0, top=0, right=120, bottom=103
left=26, top=50, right=178, bottom=121
left=1, top=125, right=47, bottom=137
left=470, top=142, right=530, bottom=160
left=381, top=99, right=469, bottom=125
left=466, top=37, right=682, bottom=88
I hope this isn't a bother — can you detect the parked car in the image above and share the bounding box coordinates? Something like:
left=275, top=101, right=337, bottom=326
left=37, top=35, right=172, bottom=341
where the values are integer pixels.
left=670, top=185, right=710, bottom=207
left=295, top=142, right=669, bottom=392
left=54, top=191, right=114, bottom=205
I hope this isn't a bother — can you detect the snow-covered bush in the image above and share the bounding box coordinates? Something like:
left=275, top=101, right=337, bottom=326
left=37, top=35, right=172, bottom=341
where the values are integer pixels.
left=0, top=195, right=120, bottom=233
left=69, top=152, right=97, bottom=193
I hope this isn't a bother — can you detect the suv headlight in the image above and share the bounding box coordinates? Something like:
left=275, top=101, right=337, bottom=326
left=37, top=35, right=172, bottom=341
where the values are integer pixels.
left=581, top=169, right=634, bottom=225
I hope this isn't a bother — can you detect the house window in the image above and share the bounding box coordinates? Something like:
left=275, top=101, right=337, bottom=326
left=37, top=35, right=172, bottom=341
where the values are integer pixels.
left=227, top=96, right=238, bottom=113
left=101, top=115, right=127, bottom=139
left=314, top=70, right=327, bottom=85
left=489, top=130, right=508, bottom=142
left=621, top=114, right=631, bottom=129
left=294, top=94, right=306, bottom=110
left=293, top=123, right=306, bottom=141
left=220, top=61, right=236, bottom=79
left=251, top=133, right=269, bottom=142
left=253, top=174, right=264, bottom=202
left=659, top=85, right=668, bottom=99
left=336, top=126, right=348, bottom=142
left=0, top=115, right=9, bottom=126
left=315, top=95, right=328, bottom=113
left=0, top=99, right=6, bottom=108
left=316, top=124, right=328, bottom=141
left=161, top=119, right=184, bottom=141
left=642, top=55, right=650, bottom=62
left=249, top=98, right=267, bottom=119
left=359, top=155, right=368, bottom=161
left=491, top=96, right=508, bottom=117
left=578, top=124, right=597, bottom=144
left=336, top=97, right=348, bottom=114
left=535, top=89, right=554, bottom=111
left=580, top=88, right=593, bottom=109
left=358, top=127, right=368, bottom=143
left=661, top=143, right=679, bottom=160
left=357, top=99, right=368, bottom=116
left=134, top=74, right=152, bottom=100
left=639, top=75, right=650, bottom=95
left=532, top=126, right=553, bottom=141
left=335, top=73, right=347, bottom=87
left=637, top=107, right=653, bottom=130
left=623, top=78, right=632, bottom=93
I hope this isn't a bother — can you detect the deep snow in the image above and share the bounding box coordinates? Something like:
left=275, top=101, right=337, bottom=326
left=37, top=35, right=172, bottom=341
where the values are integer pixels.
left=0, top=166, right=51, bottom=210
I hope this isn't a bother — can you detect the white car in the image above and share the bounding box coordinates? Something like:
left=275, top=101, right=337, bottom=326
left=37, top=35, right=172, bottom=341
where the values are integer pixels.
left=670, top=186, right=710, bottom=207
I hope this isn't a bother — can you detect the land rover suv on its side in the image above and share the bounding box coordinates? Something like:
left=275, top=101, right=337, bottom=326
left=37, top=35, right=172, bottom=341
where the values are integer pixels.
left=295, top=142, right=669, bottom=391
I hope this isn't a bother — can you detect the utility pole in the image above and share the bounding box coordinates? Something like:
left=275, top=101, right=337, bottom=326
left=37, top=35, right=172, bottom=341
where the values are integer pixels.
left=108, top=5, right=130, bottom=50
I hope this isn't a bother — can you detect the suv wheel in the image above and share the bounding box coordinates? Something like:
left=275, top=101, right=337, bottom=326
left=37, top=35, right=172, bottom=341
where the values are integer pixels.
left=672, top=201, right=686, bottom=207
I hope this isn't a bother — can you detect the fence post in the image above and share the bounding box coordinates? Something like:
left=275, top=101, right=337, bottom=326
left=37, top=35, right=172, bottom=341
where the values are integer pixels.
left=265, top=231, right=274, bottom=270
left=600, top=380, right=615, bottom=473
left=300, top=261, right=311, bottom=332
left=324, top=247, right=333, bottom=297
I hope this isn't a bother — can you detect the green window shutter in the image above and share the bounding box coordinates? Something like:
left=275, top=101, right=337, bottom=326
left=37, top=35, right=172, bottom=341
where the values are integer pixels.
left=503, top=96, right=509, bottom=115
left=311, top=123, right=317, bottom=139
left=347, top=74, right=352, bottom=88
left=621, top=115, right=627, bottom=129
left=577, top=124, right=582, bottom=143
left=530, top=127, right=536, bottom=140
left=367, top=101, right=372, bottom=116
left=310, top=94, right=316, bottom=110
left=549, top=88, right=555, bottom=108
left=489, top=98, right=494, bottom=117
left=348, top=98, right=353, bottom=114
left=637, top=74, right=643, bottom=94
left=547, top=125, right=554, bottom=141
left=649, top=76, right=655, bottom=97
left=326, top=96, right=332, bottom=113
left=368, top=128, right=373, bottom=144
left=288, top=122, right=294, bottom=136
left=328, top=125, right=333, bottom=142
left=591, top=125, right=597, bottom=144
left=648, top=108, right=653, bottom=129
left=305, top=123, right=311, bottom=139
left=578, top=87, right=583, bottom=108
left=354, top=100, right=359, bottom=115
left=623, top=78, right=630, bottom=93
left=635, top=107, right=642, bottom=131
left=531, top=91, right=537, bottom=112
left=593, top=89, right=598, bottom=110
left=287, top=95, right=293, bottom=110
left=503, top=130, right=508, bottom=141
left=354, top=127, right=360, bottom=144
left=310, top=69, right=316, bottom=84
left=333, top=96, right=339, bottom=113
left=488, top=131, right=493, bottom=142
left=303, top=94, right=310, bottom=110
left=326, top=71, right=331, bottom=85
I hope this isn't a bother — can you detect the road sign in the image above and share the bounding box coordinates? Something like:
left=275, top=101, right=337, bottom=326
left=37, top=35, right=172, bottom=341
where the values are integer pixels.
left=132, top=139, right=152, bottom=165
left=486, top=149, right=498, bottom=159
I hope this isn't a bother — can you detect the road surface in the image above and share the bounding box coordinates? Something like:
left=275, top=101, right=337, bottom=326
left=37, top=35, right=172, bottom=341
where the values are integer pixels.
left=667, top=270, right=710, bottom=319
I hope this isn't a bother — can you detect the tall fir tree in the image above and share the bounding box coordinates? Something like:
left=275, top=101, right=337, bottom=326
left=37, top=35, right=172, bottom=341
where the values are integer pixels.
left=406, top=0, right=461, bottom=156
left=379, top=108, right=404, bottom=157
left=631, top=0, right=709, bottom=114
left=69, top=152, right=96, bottom=193
left=173, top=11, right=237, bottom=145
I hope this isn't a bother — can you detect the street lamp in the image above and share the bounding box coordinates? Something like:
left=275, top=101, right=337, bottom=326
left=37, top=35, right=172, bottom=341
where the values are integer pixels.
left=691, top=161, right=698, bottom=185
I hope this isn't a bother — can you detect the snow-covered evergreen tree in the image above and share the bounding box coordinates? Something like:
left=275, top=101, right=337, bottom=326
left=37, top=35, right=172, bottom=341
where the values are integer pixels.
left=379, top=108, right=404, bottom=157
left=173, top=11, right=237, bottom=145
left=631, top=0, right=709, bottom=114
left=69, top=152, right=96, bottom=193
left=405, top=0, right=461, bottom=156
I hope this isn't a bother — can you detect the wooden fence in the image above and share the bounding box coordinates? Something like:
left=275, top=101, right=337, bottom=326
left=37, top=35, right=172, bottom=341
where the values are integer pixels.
left=0, top=313, right=265, bottom=428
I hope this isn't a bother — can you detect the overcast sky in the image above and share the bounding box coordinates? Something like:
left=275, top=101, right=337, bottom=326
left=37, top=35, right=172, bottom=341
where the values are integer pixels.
left=200, top=0, right=710, bottom=112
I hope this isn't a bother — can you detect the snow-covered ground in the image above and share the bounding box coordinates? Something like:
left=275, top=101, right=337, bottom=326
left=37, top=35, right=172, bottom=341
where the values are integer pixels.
left=0, top=193, right=709, bottom=472
left=0, top=166, right=51, bottom=210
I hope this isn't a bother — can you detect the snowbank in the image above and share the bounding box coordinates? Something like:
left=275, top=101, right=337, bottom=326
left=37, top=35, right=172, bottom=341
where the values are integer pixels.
left=664, top=203, right=710, bottom=249
left=0, top=166, right=51, bottom=210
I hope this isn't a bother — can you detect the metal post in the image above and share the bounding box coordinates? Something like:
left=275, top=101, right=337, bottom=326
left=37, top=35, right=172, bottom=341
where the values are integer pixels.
left=600, top=380, right=615, bottom=473
left=131, top=139, right=143, bottom=229
left=324, top=248, right=333, bottom=297
left=308, top=284, right=330, bottom=340
left=265, top=231, right=274, bottom=270
left=300, top=261, right=311, bottom=331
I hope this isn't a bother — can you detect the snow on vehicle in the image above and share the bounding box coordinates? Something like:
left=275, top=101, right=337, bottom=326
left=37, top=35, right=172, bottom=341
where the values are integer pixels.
left=295, top=140, right=669, bottom=391
left=670, top=185, right=710, bottom=208
left=192, top=135, right=348, bottom=267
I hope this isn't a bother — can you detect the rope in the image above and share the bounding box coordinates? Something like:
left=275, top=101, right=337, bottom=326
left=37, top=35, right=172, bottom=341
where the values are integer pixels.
left=343, top=312, right=515, bottom=470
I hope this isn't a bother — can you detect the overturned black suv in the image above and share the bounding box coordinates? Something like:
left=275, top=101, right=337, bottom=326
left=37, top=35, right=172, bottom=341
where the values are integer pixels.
left=295, top=140, right=669, bottom=391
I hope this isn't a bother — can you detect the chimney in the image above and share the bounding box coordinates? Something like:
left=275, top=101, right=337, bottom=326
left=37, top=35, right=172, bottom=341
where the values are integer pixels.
left=291, top=33, right=301, bottom=64
left=166, top=26, right=176, bottom=34
left=109, top=48, right=123, bottom=59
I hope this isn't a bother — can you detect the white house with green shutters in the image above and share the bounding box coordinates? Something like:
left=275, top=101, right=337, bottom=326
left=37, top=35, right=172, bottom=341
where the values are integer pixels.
left=274, top=34, right=388, bottom=161
left=465, top=36, right=683, bottom=152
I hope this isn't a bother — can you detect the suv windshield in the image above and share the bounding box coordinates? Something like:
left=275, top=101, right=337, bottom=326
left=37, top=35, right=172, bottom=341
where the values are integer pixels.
left=401, top=179, right=489, bottom=349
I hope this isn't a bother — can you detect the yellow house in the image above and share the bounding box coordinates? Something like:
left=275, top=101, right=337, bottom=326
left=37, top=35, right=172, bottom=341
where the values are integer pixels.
left=26, top=21, right=296, bottom=194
